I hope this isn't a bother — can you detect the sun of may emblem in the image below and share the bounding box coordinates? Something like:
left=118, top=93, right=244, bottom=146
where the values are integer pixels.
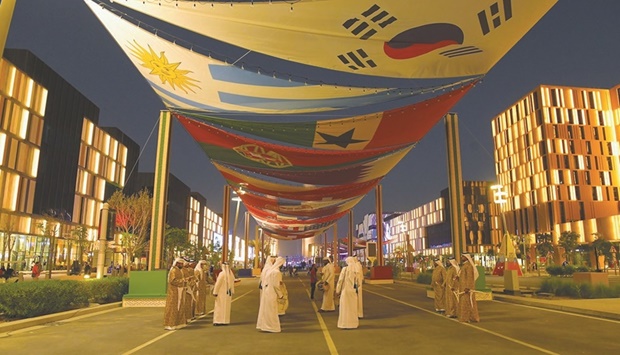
left=128, top=40, right=200, bottom=93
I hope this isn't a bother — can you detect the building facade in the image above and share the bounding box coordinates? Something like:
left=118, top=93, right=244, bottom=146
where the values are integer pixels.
left=0, top=49, right=138, bottom=271
left=491, top=84, right=620, bottom=248
left=387, top=181, right=499, bottom=263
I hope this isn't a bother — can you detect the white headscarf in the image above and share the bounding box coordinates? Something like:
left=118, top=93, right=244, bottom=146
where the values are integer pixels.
left=272, top=256, right=286, bottom=272
left=462, top=253, right=479, bottom=280
left=434, top=258, right=444, bottom=268
left=448, top=257, right=460, bottom=273
left=344, top=257, right=358, bottom=287
left=195, top=260, right=207, bottom=272
left=220, top=262, right=233, bottom=295
left=171, top=257, right=185, bottom=271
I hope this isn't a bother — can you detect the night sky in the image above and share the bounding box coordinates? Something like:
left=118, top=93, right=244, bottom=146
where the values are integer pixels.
left=6, top=1, right=620, bottom=256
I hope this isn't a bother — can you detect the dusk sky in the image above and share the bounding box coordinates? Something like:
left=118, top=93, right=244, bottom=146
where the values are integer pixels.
left=6, top=1, right=620, bottom=256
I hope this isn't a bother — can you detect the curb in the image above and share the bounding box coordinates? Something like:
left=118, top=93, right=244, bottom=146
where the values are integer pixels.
left=0, top=302, right=122, bottom=334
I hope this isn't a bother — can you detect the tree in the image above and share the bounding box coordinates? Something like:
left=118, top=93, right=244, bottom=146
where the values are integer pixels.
left=163, top=226, right=191, bottom=267
left=558, top=231, right=580, bottom=265
left=71, top=225, right=90, bottom=266
left=107, top=189, right=152, bottom=274
left=37, top=218, right=59, bottom=279
left=0, top=216, right=18, bottom=267
left=591, top=233, right=611, bottom=271
left=536, top=233, right=554, bottom=265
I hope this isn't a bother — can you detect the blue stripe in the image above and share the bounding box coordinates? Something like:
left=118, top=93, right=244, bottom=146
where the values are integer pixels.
left=209, top=64, right=304, bottom=88
left=218, top=90, right=401, bottom=110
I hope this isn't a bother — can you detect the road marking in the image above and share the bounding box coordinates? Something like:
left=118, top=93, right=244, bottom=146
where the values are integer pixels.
left=494, top=300, right=620, bottom=324
left=122, top=290, right=253, bottom=355
left=366, top=289, right=559, bottom=355
left=299, top=278, right=339, bottom=355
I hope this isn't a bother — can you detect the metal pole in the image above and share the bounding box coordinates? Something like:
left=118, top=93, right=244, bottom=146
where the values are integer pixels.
left=375, top=185, right=384, bottom=266
left=244, top=212, right=249, bottom=269
left=348, top=210, right=354, bottom=257
left=149, top=111, right=172, bottom=270
left=222, top=185, right=231, bottom=263
left=231, top=197, right=241, bottom=266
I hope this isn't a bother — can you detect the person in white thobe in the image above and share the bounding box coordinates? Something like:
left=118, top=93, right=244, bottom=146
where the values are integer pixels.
left=319, top=257, right=335, bottom=312
left=259, top=256, right=275, bottom=301
left=336, top=257, right=359, bottom=329
left=212, top=262, right=235, bottom=325
left=353, top=258, right=364, bottom=318
left=257, top=256, right=286, bottom=333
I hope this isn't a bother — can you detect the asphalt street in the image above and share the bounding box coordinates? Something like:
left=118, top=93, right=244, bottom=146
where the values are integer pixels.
left=1, top=275, right=619, bottom=355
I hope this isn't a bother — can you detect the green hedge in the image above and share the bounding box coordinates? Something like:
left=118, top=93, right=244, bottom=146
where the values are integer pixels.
left=416, top=270, right=433, bottom=285
left=84, top=277, right=129, bottom=304
left=539, top=277, right=620, bottom=298
left=0, top=277, right=128, bottom=319
left=545, top=265, right=590, bottom=276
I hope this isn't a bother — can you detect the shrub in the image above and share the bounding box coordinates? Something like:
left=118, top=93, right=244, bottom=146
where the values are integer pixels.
left=416, top=270, right=433, bottom=285
left=539, top=278, right=620, bottom=298
left=0, top=280, right=88, bottom=319
left=85, top=277, right=129, bottom=304
left=545, top=265, right=590, bottom=276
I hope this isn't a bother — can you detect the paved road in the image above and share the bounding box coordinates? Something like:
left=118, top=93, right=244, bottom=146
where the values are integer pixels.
left=1, top=275, right=618, bottom=355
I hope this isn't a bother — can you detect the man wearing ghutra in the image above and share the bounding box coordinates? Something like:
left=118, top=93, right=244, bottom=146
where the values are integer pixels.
left=445, top=256, right=460, bottom=318
left=257, top=256, right=286, bottom=332
left=213, top=262, right=235, bottom=325
left=194, top=260, right=209, bottom=317
left=319, top=256, right=335, bottom=312
left=431, top=257, right=447, bottom=313
left=335, top=257, right=359, bottom=329
left=457, top=253, right=480, bottom=323
left=163, top=258, right=186, bottom=330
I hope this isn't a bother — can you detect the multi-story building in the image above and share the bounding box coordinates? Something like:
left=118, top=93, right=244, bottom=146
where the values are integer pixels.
left=491, top=84, right=620, bottom=250
left=0, top=49, right=138, bottom=271
left=387, top=181, right=498, bottom=262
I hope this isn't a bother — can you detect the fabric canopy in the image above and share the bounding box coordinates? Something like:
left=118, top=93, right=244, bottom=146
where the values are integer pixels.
left=87, top=0, right=553, bottom=240
left=86, top=0, right=457, bottom=114
left=113, top=0, right=556, bottom=79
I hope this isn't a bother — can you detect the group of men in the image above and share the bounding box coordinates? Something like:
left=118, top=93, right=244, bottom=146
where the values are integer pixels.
left=318, top=256, right=364, bottom=329
left=164, top=258, right=218, bottom=330
left=431, top=252, right=480, bottom=323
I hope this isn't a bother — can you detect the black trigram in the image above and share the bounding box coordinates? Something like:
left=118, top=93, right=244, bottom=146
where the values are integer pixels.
left=337, top=49, right=377, bottom=71
left=478, top=0, right=513, bottom=36
left=342, top=4, right=397, bottom=40
left=440, top=46, right=483, bottom=58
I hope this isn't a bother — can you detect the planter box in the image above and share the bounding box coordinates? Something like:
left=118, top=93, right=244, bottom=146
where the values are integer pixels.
left=573, top=272, right=609, bottom=286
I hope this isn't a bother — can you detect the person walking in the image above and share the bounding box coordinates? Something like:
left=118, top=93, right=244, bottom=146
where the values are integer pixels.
left=457, top=253, right=480, bottom=323
left=445, top=256, right=460, bottom=318
left=31, top=261, right=42, bottom=280
left=163, top=258, right=186, bottom=330
left=319, top=257, right=335, bottom=312
left=431, top=257, right=447, bottom=313
left=212, top=262, right=235, bottom=325
left=256, top=256, right=286, bottom=333
left=309, top=264, right=318, bottom=300
left=336, top=257, right=359, bottom=329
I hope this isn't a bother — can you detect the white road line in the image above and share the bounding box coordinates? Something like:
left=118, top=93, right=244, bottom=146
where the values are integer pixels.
left=122, top=289, right=254, bottom=355
left=365, top=289, right=559, bottom=355
left=298, top=278, right=339, bottom=355
left=493, top=300, right=620, bottom=324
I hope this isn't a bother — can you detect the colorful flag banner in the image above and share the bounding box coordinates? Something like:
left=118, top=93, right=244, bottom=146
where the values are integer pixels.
left=114, top=0, right=556, bottom=79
